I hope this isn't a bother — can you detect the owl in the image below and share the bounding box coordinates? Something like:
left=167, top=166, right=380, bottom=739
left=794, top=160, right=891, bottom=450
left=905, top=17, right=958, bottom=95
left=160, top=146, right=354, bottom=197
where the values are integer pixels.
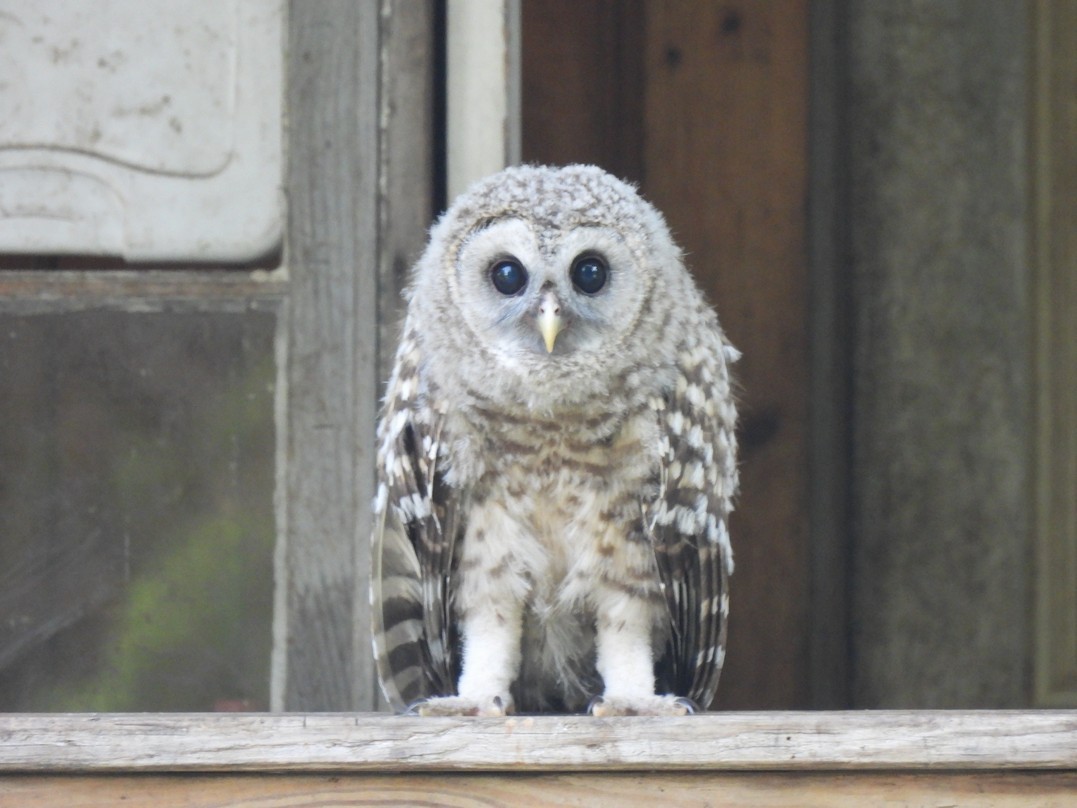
left=371, top=165, right=738, bottom=716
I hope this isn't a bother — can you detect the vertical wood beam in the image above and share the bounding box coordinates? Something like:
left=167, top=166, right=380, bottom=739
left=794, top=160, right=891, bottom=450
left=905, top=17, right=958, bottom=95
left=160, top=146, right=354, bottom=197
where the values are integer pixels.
left=376, top=2, right=436, bottom=386
left=276, top=0, right=381, bottom=711
left=277, top=0, right=435, bottom=712
left=807, top=0, right=852, bottom=709
left=846, top=2, right=1029, bottom=708
left=1032, top=0, right=1077, bottom=708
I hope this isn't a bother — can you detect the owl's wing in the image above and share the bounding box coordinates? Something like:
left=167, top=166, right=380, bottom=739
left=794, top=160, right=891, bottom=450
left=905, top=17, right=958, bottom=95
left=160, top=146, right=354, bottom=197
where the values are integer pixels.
left=648, top=327, right=739, bottom=709
left=371, top=329, right=461, bottom=711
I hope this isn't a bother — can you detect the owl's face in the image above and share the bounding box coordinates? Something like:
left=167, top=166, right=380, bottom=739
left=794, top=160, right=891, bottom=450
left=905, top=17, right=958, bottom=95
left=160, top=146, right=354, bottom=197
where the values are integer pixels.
left=411, top=165, right=688, bottom=411
left=453, top=217, right=650, bottom=361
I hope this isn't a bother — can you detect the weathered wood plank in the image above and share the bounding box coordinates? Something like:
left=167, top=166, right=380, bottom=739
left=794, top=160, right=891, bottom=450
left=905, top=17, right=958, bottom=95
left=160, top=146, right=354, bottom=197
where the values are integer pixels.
left=806, top=0, right=852, bottom=710
left=1032, top=0, right=1077, bottom=709
left=277, top=0, right=381, bottom=712
left=4, top=771, right=1077, bottom=808
left=1, top=712, right=1074, bottom=773
left=845, top=0, right=1030, bottom=709
left=0, top=270, right=285, bottom=313
left=278, top=0, right=437, bottom=716
left=376, top=0, right=435, bottom=388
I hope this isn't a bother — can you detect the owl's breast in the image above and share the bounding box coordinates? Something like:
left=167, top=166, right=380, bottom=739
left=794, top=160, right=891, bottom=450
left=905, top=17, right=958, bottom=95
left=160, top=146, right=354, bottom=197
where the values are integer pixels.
left=474, top=403, right=658, bottom=501
left=458, top=404, right=662, bottom=590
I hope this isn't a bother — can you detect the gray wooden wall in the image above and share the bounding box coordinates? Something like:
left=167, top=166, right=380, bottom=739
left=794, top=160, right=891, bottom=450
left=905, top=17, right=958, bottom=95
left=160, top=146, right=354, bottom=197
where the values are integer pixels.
left=836, top=1, right=1030, bottom=708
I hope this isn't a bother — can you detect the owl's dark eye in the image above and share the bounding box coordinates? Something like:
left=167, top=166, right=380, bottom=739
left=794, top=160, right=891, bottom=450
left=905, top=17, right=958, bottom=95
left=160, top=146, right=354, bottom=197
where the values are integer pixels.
left=490, top=259, right=529, bottom=296
left=570, top=254, right=608, bottom=295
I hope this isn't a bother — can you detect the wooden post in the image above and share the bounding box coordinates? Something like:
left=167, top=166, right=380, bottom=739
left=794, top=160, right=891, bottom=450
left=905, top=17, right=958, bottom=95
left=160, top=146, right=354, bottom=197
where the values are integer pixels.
left=276, top=1, right=435, bottom=712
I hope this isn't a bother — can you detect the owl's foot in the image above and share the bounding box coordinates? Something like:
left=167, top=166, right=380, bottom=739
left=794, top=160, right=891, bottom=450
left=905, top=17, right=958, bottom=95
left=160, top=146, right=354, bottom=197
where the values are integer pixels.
left=405, top=694, right=514, bottom=717
left=588, top=694, right=698, bottom=717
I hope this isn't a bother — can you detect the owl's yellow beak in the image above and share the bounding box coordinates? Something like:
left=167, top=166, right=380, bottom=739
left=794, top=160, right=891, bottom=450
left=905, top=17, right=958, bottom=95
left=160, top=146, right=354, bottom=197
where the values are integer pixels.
left=537, top=292, right=564, bottom=353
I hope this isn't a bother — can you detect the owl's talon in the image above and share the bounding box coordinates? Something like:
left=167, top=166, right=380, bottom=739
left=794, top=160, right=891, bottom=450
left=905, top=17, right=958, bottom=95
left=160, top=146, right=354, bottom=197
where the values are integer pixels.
left=673, top=696, right=699, bottom=715
left=406, top=695, right=513, bottom=717
left=589, top=694, right=696, bottom=717
left=402, top=698, right=429, bottom=716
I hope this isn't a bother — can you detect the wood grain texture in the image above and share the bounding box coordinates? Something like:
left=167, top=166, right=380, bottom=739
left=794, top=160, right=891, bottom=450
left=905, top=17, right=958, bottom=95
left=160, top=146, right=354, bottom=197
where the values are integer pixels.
left=278, top=1, right=381, bottom=711
left=4, top=771, right=1077, bottom=808
left=846, top=1, right=1030, bottom=709
left=521, top=0, right=644, bottom=183
left=376, top=0, right=435, bottom=388
left=1, top=712, right=1075, bottom=773
left=0, top=270, right=285, bottom=313
left=279, top=0, right=436, bottom=712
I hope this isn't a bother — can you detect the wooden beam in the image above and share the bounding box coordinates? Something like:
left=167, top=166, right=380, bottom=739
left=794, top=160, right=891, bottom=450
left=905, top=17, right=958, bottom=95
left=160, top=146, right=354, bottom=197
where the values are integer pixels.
left=277, top=0, right=381, bottom=711
left=807, top=0, right=852, bottom=710
left=4, top=771, right=1077, bottom=807
left=277, top=0, right=436, bottom=714
left=844, top=0, right=1030, bottom=708
left=1032, top=0, right=1077, bottom=709
left=0, top=270, right=286, bottom=313
left=376, top=0, right=436, bottom=389
left=1, top=712, right=1075, bottom=772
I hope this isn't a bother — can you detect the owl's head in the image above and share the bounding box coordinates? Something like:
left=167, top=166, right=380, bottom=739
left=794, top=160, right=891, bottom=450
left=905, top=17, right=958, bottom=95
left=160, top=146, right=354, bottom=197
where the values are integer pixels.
left=410, top=165, right=696, bottom=409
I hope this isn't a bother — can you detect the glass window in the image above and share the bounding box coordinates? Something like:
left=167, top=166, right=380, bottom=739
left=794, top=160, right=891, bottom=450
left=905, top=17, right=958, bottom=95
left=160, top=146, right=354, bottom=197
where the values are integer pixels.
left=0, top=310, right=276, bottom=711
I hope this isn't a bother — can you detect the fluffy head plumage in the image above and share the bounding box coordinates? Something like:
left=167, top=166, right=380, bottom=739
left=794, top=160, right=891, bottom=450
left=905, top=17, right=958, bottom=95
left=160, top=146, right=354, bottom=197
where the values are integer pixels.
left=408, top=165, right=701, bottom=414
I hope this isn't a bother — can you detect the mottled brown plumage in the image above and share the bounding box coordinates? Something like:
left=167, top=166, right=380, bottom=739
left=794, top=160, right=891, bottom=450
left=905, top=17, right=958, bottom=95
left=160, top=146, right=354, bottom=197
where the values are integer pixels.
left=371, top=165, right=738, bottom=715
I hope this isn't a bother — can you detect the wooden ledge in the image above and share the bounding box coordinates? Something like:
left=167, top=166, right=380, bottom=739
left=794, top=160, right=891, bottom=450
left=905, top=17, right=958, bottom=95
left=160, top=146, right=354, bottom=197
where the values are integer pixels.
left=1, top=711, right=1075, bottom=773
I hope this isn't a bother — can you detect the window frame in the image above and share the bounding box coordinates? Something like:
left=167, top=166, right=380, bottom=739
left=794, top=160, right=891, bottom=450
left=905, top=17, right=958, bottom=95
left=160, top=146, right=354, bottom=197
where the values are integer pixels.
left=0, top=1, right=435, bottom=713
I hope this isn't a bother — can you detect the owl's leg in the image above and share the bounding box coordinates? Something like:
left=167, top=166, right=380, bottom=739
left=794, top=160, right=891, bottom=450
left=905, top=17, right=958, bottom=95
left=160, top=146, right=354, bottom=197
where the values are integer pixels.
left=589, top=587, right=692, bottom=717
left=414, top=506, right=527, bottom=717
left=458, top=603, right=523, bottom=709
left=410, top=601, right=523, bottom=717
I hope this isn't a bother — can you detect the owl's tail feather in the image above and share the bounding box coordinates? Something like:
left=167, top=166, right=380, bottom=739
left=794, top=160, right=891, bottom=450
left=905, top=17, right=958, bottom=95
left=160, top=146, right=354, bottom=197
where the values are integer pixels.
left=371, top=506, right=429, bottom=710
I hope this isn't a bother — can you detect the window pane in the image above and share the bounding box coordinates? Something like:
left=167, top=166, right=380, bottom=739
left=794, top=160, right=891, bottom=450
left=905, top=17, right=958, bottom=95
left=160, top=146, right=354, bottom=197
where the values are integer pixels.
left=0, top=310, right=276, bottom=711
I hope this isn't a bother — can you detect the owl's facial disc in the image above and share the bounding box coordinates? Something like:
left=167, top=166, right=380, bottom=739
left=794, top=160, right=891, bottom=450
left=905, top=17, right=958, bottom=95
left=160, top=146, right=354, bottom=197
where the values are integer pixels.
left=454, top=218, right=643, bottom=363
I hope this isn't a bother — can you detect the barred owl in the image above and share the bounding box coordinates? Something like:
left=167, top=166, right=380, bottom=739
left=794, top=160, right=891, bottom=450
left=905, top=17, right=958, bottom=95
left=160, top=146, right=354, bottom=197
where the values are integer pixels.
left=371, top=165, right=738, bottom=716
